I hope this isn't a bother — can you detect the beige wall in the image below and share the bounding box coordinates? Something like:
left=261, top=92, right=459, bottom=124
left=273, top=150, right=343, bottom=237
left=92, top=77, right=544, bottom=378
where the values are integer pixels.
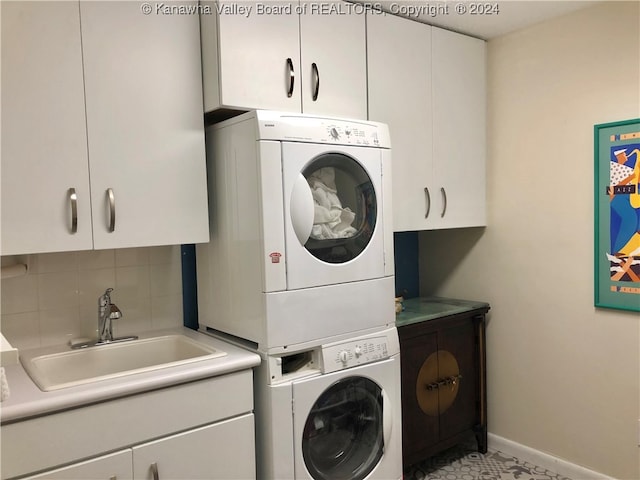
left=419, top=2, right=640, bottom=478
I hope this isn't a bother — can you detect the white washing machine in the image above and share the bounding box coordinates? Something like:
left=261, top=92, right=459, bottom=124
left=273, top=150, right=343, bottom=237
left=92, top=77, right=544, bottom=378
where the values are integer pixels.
left=197, top=110, right=395, bottom=353
left=251, top=327, right=402, bottom=480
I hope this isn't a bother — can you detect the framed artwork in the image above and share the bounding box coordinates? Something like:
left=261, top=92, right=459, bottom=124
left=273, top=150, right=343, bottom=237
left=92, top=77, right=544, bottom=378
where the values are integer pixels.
left=594, top=118, right=640, bottom=312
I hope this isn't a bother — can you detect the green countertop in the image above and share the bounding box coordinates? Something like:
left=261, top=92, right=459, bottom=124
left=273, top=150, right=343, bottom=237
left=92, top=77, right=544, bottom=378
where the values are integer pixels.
left=395, top=296, right=490, bottom=328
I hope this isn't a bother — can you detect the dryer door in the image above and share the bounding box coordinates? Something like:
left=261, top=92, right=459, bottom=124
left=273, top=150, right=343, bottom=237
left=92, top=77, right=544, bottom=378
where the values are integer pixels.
left=282, top=142, right=386, bottom=289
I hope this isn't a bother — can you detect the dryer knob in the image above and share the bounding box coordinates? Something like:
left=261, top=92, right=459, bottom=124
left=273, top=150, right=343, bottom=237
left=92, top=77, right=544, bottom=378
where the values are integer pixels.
left=338, top=350, right=349, bottom=364
left=354, top=346, right=362, bottom=357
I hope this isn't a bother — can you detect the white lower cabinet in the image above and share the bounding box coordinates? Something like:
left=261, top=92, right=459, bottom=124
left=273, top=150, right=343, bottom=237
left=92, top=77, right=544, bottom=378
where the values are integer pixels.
left=24, top=451, right=133, bottom=480
left=2, top=372, right=255, bottom=480
left=24, top=415, right=255, bottom=480
left=131, top=415, right=255, bottom=480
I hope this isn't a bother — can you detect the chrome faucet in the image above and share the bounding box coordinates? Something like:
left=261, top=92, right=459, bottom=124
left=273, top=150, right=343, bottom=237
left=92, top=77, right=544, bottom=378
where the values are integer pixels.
left=98, top=288, right=122, bottom=343
left=70, top=288, right=137, bottom=349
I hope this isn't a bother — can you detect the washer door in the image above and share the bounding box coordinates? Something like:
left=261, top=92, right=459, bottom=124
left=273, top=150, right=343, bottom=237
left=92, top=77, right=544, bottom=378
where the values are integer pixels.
left=301, top=377, right=384, bottom=480
left=283, top=142, right=385, bottom=290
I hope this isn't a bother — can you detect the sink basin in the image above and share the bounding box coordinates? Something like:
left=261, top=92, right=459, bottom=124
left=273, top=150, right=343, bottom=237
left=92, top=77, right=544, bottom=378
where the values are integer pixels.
left=21, top=335, right=227, bottom=391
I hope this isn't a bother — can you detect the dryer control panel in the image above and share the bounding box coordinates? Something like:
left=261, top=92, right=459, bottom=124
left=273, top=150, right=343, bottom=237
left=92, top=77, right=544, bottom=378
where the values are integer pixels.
left=321, top=333, right=394, bottom=374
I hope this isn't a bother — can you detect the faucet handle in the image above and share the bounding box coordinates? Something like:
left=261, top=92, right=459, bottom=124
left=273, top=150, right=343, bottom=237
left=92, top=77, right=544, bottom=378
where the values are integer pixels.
left=109, top=303, right=123, bottom=320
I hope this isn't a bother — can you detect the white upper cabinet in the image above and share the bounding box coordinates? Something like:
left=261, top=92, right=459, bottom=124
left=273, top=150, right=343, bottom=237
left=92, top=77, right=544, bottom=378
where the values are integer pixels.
left=367, top=12, right=433, bottom=232
left=432, top=27, right=487, bottom=229
left=80, top=1, right=209, bottom=250
left=1, top=1, right=209, bottom=255
left=299, top=3, right=368, bottom=118
left=367, top=14, right=486, bottom=231
left=1, top=2, right=93, bottom=255
left=200, top=0, right=367, bottom=119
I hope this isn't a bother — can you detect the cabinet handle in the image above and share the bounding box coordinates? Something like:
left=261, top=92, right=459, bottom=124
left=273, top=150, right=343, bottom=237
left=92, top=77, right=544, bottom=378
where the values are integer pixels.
left=424, top=187, right=431, bottom=219
left=311, top=62, right=320, bottom=101
left=68, top=188, right=78, bottom=234
left=440, top=187, right=447, bottom=218
left=106, top=188, right=115, bottom=232
left=109, top=476, right=117, bottom=480
left=150, top=462, right=159, bottom=480
left=286, top=58, right=295, bottom=97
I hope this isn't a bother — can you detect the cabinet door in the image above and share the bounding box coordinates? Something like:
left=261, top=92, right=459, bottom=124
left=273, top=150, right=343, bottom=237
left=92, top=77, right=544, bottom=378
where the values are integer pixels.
left=367, top=13, right=435, bottom=231
left=399, top=331, right=439, bottom=462
left=300, top=1, right=367, bottom=118
left=23, top=450, right=133, bottom=480
left=80, top=1, right=209, bottom=250
left=132, top=414, right=256, bottom=480
left=1, top=1, right=93, bottom=255
left=201, top=1, right=301, bottom=112
left=437, top=319, right=478, bottom=440
left=432, top=27, right=487, bottom=228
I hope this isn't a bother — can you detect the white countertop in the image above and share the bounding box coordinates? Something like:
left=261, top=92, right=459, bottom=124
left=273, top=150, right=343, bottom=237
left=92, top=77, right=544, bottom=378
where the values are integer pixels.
left=0, top=327, right=260, bottom=424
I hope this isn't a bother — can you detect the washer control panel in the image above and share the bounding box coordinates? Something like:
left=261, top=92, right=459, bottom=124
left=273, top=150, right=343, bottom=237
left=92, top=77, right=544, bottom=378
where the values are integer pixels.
left=321, top=335, right=390, bottom=373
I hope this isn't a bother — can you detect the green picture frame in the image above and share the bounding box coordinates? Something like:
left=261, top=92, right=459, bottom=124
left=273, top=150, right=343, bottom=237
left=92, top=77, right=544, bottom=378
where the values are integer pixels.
left=594, top=118, right=640, bottom=312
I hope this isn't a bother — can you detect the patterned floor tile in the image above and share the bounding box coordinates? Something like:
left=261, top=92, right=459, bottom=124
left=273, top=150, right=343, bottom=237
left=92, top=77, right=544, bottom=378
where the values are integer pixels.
left=404, top=443, right=572, bottom=480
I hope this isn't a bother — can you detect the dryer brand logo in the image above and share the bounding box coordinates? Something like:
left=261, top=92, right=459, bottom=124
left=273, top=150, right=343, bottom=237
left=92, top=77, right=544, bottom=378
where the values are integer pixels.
left=269, top=252, right=282, bottom=264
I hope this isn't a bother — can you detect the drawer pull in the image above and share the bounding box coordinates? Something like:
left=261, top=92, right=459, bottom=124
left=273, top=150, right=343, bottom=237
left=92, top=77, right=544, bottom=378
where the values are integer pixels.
left=424, top=187, right=431, bottom=219
left=425, top=374, right=462, bottom=391
left=311, top=62, right=320, bottom=101
left=107, top=188, right=115, bottom=233
left=286, top=58, right=295, bottom=97
left=440, top=187, right=447, bottom=218
left=150, top=462, right=159, bottom=480
left=68, top=187, right=78, bottom=234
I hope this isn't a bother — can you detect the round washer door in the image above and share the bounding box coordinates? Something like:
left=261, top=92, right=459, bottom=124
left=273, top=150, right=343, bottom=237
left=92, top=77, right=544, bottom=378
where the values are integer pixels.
left=301, top=377, right=384, bottom=480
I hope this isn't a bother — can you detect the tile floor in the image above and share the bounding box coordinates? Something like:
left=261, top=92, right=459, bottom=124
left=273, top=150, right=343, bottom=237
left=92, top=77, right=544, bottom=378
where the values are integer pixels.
left=404, top=442, right=572, bottom=480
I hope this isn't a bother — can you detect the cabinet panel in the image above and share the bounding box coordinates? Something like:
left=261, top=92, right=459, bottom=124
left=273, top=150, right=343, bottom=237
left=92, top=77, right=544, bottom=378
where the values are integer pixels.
left=0, top=1, right=93, bottom=255
left=202, top=0, right=301, bottom=112
left=132, top=414, right=255, bottom=480
left=432, top=27, right=487, bottom=228
left=366, top=13, right=436, bottom=232
left=367, top=16, right=486, bottom=231
left=80, top=1, right=209, bottom=250
left=300, top=2, right=367, bottom=118
left=437, top=321, right=478, bottom=440
left=201, top=1, right=366, bottom=119
left=398, top=310, right=487, bottom=467
left=400, top=332, right=439, bottom=456
left=24, top=450, right=132, bottom=480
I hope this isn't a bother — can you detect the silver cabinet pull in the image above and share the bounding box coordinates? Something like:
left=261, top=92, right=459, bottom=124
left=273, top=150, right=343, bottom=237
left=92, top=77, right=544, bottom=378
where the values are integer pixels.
left=440, top=187, right=447, bottom=217
left=424, top=187, right=431, bottom=219
left=311, top=62, right=320, bottom=101
left=107, top=188, right=115, bottom=232
left=150, top=462, right=159, bottom=480
left=68, top=187, right=78, bottom=234
left=286, top=58, right=295, bottom=97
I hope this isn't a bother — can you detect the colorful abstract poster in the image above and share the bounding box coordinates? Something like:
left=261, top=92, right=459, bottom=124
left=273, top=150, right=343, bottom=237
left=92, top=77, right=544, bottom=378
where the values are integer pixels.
left=594, top=119, right=640, bottom=312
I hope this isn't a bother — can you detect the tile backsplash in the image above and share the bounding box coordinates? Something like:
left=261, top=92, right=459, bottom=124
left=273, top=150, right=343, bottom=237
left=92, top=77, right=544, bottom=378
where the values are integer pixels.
left=1, top=246, right=184, bottom=350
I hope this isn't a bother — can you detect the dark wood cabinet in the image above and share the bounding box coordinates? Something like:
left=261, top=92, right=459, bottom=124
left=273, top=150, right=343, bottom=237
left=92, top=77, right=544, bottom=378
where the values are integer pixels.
left=398, top=305, right=488, bottom=468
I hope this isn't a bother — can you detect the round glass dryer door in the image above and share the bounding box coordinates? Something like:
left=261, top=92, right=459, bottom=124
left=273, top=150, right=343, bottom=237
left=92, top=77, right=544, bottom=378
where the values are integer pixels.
left=300, top=153, right=377, bottom=264
left=301, top=377, right=384, bottom=480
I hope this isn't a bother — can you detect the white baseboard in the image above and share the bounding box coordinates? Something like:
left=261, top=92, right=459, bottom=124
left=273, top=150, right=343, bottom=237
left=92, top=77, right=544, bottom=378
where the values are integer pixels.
left=488, top=433, right=617, bottom=480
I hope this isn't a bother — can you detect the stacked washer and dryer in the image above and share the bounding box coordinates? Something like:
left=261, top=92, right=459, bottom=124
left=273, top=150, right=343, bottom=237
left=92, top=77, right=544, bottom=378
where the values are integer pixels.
left=196, top=110, right=402, bottom=480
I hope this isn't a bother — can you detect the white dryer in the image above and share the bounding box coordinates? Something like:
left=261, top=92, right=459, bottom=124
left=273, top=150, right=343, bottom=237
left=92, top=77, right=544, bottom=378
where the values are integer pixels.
left=252, top=327, right=402, bottom=480
left=197, top=111, right=395, bottom=353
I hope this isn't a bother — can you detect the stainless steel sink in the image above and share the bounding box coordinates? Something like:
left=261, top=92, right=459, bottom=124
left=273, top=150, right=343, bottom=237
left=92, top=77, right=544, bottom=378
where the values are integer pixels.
left=21, top=335, right=227, bottom=391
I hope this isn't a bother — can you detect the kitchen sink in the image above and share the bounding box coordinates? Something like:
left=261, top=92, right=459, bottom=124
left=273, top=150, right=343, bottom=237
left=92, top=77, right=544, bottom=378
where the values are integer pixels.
left=21, top=335, right=227, bottom=391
